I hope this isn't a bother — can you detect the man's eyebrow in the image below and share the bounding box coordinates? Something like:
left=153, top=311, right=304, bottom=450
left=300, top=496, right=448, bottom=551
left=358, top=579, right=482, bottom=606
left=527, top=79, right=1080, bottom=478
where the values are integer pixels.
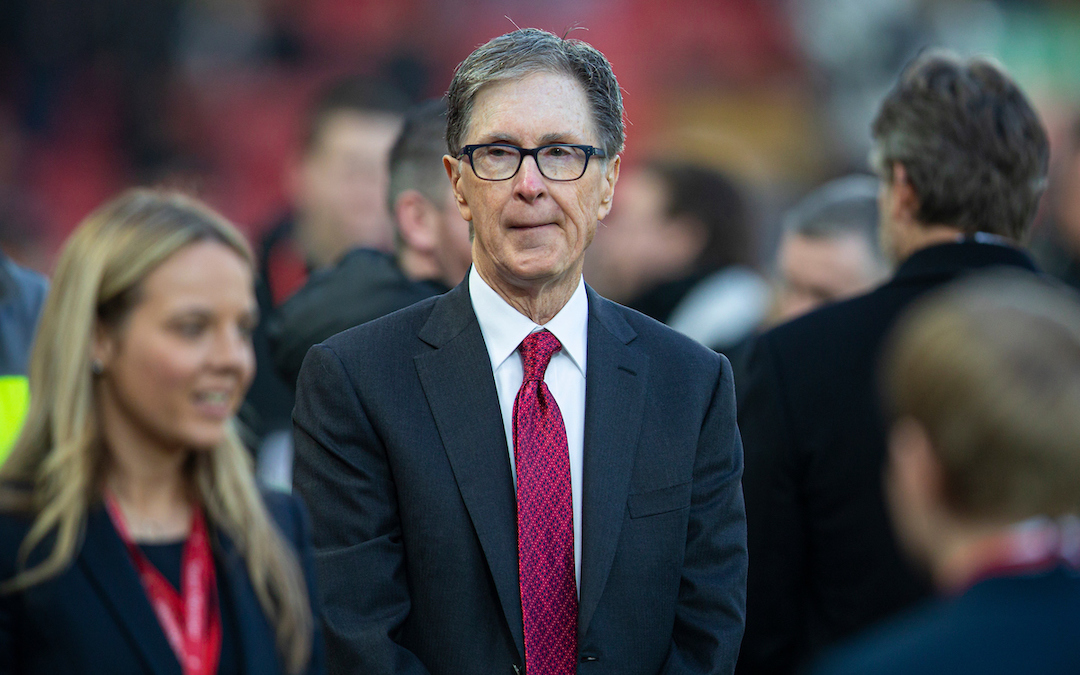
left=538, top=132, right=581, bottom=145
left=478, top=132, right=520, bottom=144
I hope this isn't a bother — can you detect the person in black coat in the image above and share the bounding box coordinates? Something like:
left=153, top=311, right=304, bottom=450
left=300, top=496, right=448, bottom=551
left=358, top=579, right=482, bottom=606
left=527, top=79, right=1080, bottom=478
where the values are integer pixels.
left=736, top=50, right=1051, bottom=674
left=0, top=189, right=324, bottom=674
left=809, top=272, right=1080, bottom=675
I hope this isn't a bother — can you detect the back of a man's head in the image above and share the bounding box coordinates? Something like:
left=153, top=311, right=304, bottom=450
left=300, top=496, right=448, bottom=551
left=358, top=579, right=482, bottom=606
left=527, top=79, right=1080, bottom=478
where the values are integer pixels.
left=871, top=51, right=1049, bottom=242
left=388, top=99, right=450, bottom=213
left=884, top=273, right=1080, bottom=522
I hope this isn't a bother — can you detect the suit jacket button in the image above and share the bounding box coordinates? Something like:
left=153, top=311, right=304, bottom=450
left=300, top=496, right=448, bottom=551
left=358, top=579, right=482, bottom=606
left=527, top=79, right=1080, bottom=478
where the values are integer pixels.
left=580, top=655, right=599, bottom=662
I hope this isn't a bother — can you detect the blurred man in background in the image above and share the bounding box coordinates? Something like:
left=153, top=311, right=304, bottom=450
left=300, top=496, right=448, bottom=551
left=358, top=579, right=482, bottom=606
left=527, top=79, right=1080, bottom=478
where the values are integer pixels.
left=772, top=174, right=889, bottom=324
left=737, top=51, right=1049, bottom=674
left=268, top=98, right=472, bottom=391
left=811, top=272, right=1080, bottom=675
left=242, top=74, right=409, bottom=449
left=588, top=160, right=769, bottom=352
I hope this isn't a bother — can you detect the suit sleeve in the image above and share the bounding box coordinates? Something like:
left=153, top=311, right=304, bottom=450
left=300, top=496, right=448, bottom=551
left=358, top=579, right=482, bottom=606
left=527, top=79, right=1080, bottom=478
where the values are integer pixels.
left=292, top=343, right=432, bottom=675
left=661, top=354, right=749, bottom=675
left=735, top=333, right=808, bottom=675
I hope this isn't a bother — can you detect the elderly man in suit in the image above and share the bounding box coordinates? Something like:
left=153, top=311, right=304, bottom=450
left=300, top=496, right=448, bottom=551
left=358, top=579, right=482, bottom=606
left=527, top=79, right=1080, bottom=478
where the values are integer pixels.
left=292, top=28, right=747, bottom=675
left=735, top=52, right=1049, bottom=674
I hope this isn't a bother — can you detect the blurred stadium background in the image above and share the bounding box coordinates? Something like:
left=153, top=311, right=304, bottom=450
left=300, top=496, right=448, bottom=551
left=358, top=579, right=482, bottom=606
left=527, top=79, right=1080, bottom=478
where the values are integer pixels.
left=1, top=0, right=1077, bottom=273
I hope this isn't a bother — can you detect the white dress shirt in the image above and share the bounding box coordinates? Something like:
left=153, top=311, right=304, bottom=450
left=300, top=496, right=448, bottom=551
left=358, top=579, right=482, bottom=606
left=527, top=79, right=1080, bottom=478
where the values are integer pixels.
left=469, top=267, right=588, bottom=588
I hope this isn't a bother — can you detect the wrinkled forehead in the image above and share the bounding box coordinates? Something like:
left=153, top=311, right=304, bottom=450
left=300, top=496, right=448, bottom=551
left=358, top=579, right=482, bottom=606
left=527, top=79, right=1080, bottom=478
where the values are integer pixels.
left=462, top=70, right=598, bottom=145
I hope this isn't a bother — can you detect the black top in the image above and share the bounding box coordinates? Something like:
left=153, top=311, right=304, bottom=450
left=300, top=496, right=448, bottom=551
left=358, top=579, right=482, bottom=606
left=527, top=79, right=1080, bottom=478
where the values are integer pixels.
left=138, top=541, right=241, bottom=675
left=267, top=247, right=449, bottom=389
left=736, top=241, right=1041, bottom=674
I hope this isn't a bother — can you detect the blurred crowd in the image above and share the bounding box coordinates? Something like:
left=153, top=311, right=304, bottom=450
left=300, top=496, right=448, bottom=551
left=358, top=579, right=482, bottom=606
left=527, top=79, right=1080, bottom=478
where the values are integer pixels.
left=2, top=1, right=1080, bottom=674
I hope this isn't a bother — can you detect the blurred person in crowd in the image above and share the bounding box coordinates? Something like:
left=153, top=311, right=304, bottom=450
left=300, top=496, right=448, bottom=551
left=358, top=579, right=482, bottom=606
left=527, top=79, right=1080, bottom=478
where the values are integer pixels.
left=725, top=174, right=888, bottom=398
left=772, top=174, right=889, bottom=324
left=260, top=75, right=411, bottom=304
left=589, top=161, right=769, bottom=352
left=242, top=75, right=409, bottom=449
left=810, top=272, right=1080, bottom=675
left=267, top=98, right=472, bottom=391
left=0, top=189, right=324, bottom=674
left=293, top=28, right=747, bottom=675
left=737, top=51, right=1049, bottom=674
left=0, top=247, right=47, bottom=458
left=1031, top=113, right=1080, bottom=291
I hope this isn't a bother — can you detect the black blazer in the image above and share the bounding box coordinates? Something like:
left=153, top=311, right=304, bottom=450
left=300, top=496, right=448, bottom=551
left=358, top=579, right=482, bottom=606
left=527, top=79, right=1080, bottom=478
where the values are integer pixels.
left=292, top=280, right=748, bottom=675
left=735, top=241, right=1040, bottom=674
left=0, top=490, right=326, bottom=675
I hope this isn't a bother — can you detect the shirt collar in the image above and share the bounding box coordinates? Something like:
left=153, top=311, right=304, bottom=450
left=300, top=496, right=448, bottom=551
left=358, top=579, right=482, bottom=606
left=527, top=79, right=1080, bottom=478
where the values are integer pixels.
left=469, top=266, right=588, bottom=376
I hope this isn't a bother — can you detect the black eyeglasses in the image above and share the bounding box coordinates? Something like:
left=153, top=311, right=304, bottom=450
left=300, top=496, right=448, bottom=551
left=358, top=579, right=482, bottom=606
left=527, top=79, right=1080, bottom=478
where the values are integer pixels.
left=459, top=143, right=607, bottom=182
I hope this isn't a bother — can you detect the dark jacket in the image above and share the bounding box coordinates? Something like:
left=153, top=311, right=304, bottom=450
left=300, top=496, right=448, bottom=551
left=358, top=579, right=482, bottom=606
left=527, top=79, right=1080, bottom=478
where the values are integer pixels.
left=0, top=490, right=326, bottom=675
left=292, top=280, right=748, bottom=675
left=806, top=567, right=1080, bottom=675
left=735, top=241, right=1040, bottom=674
left=268, top=247, right=446, bottom=390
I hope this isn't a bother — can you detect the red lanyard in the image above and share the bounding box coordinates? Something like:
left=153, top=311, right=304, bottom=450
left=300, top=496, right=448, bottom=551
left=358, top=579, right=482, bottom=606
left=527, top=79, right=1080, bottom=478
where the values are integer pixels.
left=105, top=494, right=222, bottom=675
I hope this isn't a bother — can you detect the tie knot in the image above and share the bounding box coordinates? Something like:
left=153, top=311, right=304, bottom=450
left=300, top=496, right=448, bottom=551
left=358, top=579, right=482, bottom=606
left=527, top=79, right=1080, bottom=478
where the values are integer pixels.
left=519, top=330, right=562, bottom=382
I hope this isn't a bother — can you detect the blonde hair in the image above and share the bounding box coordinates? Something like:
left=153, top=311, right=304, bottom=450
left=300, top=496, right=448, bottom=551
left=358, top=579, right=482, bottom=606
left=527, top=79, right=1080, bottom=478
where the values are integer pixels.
left=884, top=271, right=1080, bottom=521
left=1, top=188, right=313, bottom=673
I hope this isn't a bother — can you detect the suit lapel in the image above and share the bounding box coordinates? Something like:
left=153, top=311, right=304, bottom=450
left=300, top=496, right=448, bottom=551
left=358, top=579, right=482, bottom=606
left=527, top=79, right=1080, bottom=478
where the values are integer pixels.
left=77, top=506, right=182, bottom=675
left=414, top=283, right=525, bottom=660
left=215, top=529, right=281, bottom=674
left=579, top=289, right=648, bottom=638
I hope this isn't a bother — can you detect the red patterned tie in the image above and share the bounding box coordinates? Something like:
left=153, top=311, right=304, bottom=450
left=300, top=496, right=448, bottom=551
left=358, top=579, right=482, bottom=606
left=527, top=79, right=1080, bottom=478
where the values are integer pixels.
left=514, top=330, right=578, bottom=675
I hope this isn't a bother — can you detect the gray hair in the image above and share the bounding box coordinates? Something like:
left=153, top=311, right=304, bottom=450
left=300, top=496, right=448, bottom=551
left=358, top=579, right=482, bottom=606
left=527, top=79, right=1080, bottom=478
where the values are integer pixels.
left=446, top=28, right=625, bottom=159
left=870, top=50, right=1049, bottom=241
left=388, top=98, right=451, bottom=210
left=783, top=174, right=883, bottom=262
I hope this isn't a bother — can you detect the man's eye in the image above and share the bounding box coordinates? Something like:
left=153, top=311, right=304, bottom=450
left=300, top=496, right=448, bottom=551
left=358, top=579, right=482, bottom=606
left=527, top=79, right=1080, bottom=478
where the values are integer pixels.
left=546, top=146, right=569, bottom=157
left=486, top=147, right=514, bottom=158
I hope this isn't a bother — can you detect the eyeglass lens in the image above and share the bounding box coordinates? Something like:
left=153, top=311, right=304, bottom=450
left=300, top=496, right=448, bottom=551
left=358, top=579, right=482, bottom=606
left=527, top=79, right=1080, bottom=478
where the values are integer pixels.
left=472, top=145, right=590, bottom=181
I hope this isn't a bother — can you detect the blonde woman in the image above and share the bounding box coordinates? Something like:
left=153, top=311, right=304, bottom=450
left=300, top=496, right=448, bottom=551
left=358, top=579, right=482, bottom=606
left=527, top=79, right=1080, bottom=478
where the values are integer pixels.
left=0, top=189, right=324, bottom=674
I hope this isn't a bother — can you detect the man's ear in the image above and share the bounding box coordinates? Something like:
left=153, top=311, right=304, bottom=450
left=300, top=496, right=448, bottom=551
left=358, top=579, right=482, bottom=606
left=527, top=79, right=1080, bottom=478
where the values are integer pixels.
left=444, top=155, right=473, bottom=223
left=597, top=154, right=621, bottom=221
left=888, top=162, right=920, bottom=225
left=395, top=190, right=437, bottom=254
left=888, top=417, right=945, bottom=517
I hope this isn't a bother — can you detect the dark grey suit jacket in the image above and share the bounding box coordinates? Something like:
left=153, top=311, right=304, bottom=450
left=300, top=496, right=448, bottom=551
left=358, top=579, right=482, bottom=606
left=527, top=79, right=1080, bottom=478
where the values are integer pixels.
left=293, top=280, right=747, bottom=675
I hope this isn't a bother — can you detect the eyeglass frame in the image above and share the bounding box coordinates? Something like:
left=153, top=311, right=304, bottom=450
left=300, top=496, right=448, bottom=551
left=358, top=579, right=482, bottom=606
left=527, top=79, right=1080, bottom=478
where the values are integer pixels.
left=458, top=143, right=608, bottom=182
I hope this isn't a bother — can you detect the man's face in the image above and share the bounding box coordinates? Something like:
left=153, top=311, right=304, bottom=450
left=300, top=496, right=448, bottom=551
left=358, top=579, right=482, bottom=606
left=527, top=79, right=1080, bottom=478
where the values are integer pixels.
left=445, top=71, right=619, bottom=294
left=295, top=110, right=401, bottom=268
left=775, top=231, right=883, bottom=322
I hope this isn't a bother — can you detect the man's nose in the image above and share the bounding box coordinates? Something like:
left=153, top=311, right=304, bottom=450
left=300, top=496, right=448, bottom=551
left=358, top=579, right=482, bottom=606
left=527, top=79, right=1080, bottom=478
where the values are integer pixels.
left=514, top=154, right=547, bottom=201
